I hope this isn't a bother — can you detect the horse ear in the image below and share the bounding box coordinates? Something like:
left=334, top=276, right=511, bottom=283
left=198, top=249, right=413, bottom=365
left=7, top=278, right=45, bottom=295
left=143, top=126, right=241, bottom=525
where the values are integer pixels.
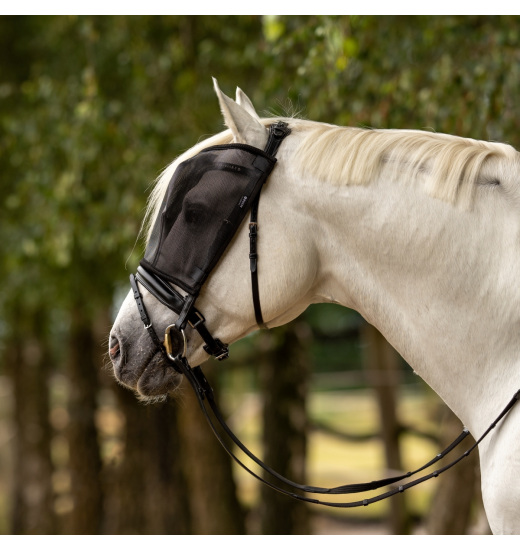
left=235, top=87, right=260, bottom=120
left=213, top=78, right=267, bottom=148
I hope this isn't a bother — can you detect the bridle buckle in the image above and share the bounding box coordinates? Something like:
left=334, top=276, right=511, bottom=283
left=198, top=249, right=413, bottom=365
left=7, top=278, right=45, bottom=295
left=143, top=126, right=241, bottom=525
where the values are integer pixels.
left=188, top=311, right=205, bottom=329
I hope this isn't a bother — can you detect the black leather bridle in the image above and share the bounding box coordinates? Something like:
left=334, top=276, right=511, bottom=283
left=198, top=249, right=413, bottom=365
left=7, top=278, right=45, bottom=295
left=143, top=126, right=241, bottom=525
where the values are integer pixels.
left=129, top=121, right=520, bottom=507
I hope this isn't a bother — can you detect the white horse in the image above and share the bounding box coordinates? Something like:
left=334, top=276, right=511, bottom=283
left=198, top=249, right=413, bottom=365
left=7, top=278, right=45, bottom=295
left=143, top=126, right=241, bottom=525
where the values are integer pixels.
left=109, top=80, right=520, bottom=534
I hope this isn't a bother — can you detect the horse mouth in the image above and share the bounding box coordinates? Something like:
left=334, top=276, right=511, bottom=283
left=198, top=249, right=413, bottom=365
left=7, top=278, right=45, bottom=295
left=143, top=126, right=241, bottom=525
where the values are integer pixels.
left=135, top=352, right=183, bottom=399
left=110, top=333, right=183, bottom=400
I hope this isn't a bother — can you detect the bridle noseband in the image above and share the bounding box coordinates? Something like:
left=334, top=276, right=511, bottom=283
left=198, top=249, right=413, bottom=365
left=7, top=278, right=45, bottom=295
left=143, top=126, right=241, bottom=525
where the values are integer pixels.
left=129, top=121, right=520, bottom=507
left=130, top=266, right=230, bottom=371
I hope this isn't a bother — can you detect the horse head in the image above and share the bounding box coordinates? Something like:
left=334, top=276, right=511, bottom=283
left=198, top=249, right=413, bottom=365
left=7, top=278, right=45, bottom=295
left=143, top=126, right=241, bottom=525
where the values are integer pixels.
left=109, top=80, right=318, bottom=401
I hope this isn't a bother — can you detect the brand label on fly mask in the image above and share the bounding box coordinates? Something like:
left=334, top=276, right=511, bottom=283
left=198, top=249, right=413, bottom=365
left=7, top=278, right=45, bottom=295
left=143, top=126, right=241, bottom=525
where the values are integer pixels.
left=141, top=144, right=277, bottom=296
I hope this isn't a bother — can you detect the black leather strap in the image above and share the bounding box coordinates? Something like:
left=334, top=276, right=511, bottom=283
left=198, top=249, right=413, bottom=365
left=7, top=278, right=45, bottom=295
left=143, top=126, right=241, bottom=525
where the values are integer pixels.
left=249, top=207, right=266, bottom=329
left=181, top=359, right=520, bottom=508
left=264, top=121, right=292, bottom=157
left=249, top=121, right=292, bottom=329
left=130, top=273, right=169, bottom=357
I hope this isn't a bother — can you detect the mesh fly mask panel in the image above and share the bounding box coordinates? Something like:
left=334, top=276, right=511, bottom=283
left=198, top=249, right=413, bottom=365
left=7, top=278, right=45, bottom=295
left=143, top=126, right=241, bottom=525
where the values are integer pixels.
left=141, top=144, right=277, bottom=296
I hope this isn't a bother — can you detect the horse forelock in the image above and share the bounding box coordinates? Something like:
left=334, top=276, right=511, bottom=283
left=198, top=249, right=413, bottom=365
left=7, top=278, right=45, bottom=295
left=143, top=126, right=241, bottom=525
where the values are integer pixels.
left=291, top=121, right=520, bottom=208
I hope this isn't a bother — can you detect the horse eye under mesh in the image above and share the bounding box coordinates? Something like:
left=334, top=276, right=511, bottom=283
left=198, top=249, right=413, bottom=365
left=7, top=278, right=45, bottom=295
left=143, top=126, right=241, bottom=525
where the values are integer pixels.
left=141, top=144, right=277, bottom=296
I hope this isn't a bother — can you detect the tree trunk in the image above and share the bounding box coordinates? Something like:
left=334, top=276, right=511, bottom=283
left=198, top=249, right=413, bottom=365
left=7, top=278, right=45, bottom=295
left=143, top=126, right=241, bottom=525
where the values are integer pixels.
left=64, top=307, right=103, bottom=534
left=362, top=322, right=411, bottom=535
left=7, top=307, right=56, bottom=534
left=109, top=385, right=191, bottom=534
left=177, top=364, right=246, bottom=535
left=258, top=322, right=311, bottom=535
left=143, top=399, right=192, bottom=533
left=424, top=405, right=480, bottom=534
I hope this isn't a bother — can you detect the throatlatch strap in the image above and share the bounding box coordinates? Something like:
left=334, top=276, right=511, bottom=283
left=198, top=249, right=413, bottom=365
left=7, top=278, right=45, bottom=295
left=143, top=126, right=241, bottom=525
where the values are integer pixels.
left=249, top=121, right=291, bottom=329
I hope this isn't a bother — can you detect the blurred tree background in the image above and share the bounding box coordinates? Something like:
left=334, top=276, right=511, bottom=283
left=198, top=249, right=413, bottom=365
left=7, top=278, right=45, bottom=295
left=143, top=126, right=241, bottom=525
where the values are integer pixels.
left=1, top=14, right=519, bottom=535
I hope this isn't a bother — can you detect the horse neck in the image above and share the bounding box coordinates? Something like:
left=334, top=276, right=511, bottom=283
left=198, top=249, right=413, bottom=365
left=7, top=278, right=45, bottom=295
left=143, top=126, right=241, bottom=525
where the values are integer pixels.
left=304, top=173, right=520, bottom=435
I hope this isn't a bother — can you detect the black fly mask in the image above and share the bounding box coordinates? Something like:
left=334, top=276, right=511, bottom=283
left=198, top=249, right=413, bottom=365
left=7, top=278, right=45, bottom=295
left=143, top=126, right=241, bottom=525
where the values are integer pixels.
left=130, top=121, right=291, bottom=367
left=143, top=145, right=275, bottom=295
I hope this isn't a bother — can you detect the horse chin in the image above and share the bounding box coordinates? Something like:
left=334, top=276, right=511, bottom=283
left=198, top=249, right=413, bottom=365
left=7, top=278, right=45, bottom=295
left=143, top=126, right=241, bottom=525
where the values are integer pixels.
left=136, top=353, right=183, bottom=402
left=114, top=348, right=183, bottom=403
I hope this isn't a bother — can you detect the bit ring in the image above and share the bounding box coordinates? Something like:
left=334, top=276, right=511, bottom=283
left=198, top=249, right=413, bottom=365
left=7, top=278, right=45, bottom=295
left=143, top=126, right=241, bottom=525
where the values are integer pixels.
left=164, top=325, right=187, bottom=361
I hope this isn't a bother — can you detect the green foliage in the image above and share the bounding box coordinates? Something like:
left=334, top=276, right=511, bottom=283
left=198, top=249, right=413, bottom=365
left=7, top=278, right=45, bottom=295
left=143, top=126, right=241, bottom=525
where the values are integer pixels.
left=1, top=14, right=517, bottom=534
left=2, top=13, right=520, bottom=352
left=260, top=15, right=520, bottom=139
left=0, top=16, right=261, bottom=317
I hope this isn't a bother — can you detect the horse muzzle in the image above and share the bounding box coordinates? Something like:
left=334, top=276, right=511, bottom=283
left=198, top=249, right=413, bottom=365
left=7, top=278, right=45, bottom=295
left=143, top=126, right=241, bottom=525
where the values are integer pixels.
left=109, top=322, right=184, bottom=399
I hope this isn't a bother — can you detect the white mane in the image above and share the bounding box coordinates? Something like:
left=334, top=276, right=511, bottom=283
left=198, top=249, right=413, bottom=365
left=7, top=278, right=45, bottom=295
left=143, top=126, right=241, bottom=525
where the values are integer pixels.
left=291, top=119, right=519, bottom=208
left=145, top=119, right=520, bottom=240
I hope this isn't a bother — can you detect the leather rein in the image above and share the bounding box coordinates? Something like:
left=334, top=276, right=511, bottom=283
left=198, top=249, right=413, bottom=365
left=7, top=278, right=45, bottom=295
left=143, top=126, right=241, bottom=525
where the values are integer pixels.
left=130, top=122, right=520, bottom=507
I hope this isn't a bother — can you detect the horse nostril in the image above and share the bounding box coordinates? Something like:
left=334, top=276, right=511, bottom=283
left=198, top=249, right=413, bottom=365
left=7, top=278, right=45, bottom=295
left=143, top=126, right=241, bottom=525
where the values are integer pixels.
left=109, top=336, right=121, bottom=361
